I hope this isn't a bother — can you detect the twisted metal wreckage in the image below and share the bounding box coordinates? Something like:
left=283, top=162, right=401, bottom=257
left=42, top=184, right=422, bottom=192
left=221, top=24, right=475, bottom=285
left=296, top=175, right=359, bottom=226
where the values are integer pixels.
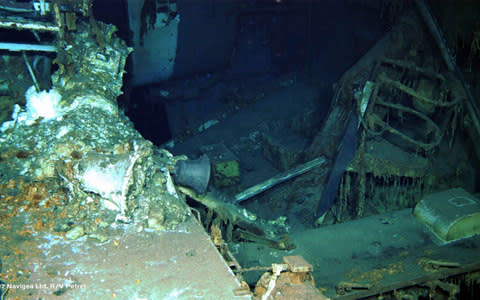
left=0, top=0, right=303, bottom=298
left=0, top=0, right=480, bottom=299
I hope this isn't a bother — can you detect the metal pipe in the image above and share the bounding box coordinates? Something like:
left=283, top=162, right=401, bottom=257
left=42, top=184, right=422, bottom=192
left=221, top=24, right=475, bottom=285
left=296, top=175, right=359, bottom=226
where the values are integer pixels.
left=0, top=0, right=34, bottom=13
left=22, top=51, right=40, bottom=92
left=0, top=19, right=59, bottom=31
left=235, top=156, right=326, bottom=203
left=415, top=0, right=480, bottom=137
left=0, top=42, right=56, bottom=52
left=414, top=0, right=455, bottom=72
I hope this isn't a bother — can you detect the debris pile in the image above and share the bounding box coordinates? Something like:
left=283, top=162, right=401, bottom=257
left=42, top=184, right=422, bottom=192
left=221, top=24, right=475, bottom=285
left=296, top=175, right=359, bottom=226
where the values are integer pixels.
left=0, top=20, right=190, bottom=243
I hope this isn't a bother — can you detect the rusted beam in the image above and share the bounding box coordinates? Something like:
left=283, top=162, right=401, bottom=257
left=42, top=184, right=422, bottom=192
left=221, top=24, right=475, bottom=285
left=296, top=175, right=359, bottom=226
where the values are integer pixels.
left=0, top=19, right=59, bottom=31
left=334, top=262, right=480, bottom=300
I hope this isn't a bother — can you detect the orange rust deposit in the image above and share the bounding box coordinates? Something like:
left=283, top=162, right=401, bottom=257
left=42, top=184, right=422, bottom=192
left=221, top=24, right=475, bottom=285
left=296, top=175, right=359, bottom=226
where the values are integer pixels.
left=57, top=209, right=68, bottom=219
left=63, top=161, right=75, bottom=177
left=18, top=226, right=34, bottom=237
left=13, top=248, right=25, bottom=256
left=33, top=219, right=46, bottom=231
left=4, top=195, right=14, bottom=202
left=6, top=178, right=17, bottom=189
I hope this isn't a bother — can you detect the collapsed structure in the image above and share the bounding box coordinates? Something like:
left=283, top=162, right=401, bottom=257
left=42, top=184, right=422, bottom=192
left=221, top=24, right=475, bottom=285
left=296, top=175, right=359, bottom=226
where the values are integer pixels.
left=0, top=0, right=480, bottom=299
left=0, top=6, right=190, bottom=237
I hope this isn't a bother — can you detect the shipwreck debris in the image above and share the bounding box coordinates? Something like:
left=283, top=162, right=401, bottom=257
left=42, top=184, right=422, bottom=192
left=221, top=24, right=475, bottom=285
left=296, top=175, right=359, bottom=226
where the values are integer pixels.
left=253, top=255, right=328, bottom=300
left=336, top=281, right=371, bottom=295
left=235, top=156, right=326, bottom=204
left=414, top=188, right=480, bottom=244
left=201, top=142, right=240, bottom=188
left=177, top=184, right=295, bottom=251
left=0, top=11, right=191, bottom=241
left=419, top=258, right=461, bottom=272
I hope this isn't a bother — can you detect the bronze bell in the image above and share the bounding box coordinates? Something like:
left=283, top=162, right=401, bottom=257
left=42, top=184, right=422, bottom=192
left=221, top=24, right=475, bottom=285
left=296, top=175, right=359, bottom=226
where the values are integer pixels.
left=173, top=154, right=211, bottom=194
